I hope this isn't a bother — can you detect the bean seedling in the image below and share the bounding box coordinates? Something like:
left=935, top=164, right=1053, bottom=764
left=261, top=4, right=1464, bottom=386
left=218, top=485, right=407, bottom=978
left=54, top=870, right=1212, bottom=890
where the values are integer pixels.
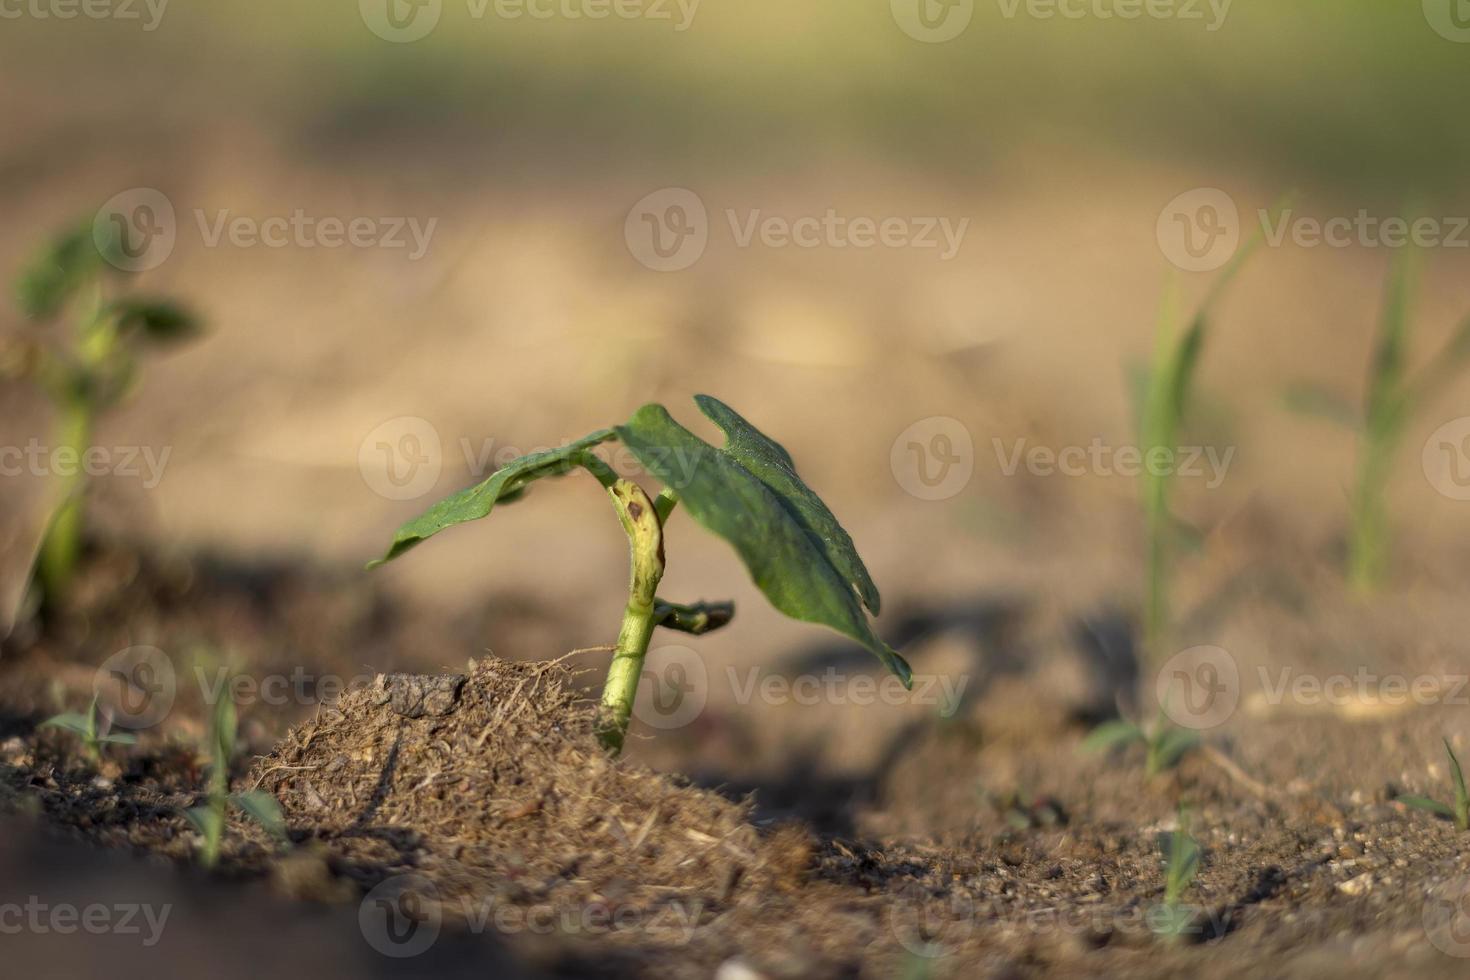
left=40, top=695, right=136, bottom=764
left=1396, top=738, right=1470, bottom=831
left=1081, top=714, right=1200, bottom=777
left=185, top=690, right=288, bottom=868
left=1287, top=248, right=1470, bottom=591
left=5, top=220, right=200, bottom=609
left=371, top=395, right=907, bottom=752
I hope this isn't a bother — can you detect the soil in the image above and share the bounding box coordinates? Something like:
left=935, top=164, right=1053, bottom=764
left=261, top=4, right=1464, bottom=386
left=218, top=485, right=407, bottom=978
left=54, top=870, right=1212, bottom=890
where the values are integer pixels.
left=3, top=542, right=1470, bottom=979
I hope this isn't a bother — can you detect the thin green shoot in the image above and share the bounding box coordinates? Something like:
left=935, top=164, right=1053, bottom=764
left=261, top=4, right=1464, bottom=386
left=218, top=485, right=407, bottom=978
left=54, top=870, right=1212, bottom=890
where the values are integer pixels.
left=1081, top=713, right=1200, bottom=777
left=40, top=695, right=136, bottom=764
left=184, top=691, right=288, bottom=868
left=1397, top=738, right=1470, bottom=831
left=1153, top=807, right=1202, bottom=942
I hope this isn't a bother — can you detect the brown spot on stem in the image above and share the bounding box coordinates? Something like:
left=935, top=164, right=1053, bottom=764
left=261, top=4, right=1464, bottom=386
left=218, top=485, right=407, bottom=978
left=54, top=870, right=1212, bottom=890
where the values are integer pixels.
left=628, top=502, right=644, bottom=520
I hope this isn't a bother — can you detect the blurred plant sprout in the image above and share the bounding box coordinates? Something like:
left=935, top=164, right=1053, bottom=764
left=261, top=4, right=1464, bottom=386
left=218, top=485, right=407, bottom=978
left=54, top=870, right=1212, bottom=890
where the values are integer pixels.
left=1287, top=249, right=1470, bottom=592
left=5, top=219, right=200, bottom=609
left=1136, top=235, right=1264, bottom=661
left=1396, top=738, right=1470, bottom=832
left=1152, top=807, right=1202, bottom=942
left=185, top=691, right=287, bottom=868
left=371, top=395, right=907, bottom=753
left=1082, top=714, right=1201, bottom=777
left=40, top=695, right=136, bottom=764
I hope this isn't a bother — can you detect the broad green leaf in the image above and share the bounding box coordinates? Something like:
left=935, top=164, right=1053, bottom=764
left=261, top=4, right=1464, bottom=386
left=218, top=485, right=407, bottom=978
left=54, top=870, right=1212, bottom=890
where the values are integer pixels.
left=695, top=395, right=881, bottom=614
left=231, top=790, right=288, bottom=840
left=1080, top=719, right=1144, bottom=754
left=98, top=732, right=138, bottom=746
left=617, top=401, right=910, bottom=686
left=369, top=428, right=617, bottom=566
left=111, top=298, right=201, bottom=343
left=1397, top=795, right=1455, bottom=820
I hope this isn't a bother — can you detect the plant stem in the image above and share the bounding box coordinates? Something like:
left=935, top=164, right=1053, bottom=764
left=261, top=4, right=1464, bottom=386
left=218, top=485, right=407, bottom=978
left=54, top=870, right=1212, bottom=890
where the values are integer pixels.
left=597, top=480, right=668, bottom=753
left=37, top=399, right=92, bottom=606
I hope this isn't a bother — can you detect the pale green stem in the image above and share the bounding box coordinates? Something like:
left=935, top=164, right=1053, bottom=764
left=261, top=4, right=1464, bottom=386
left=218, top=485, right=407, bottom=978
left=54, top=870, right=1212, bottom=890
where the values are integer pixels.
left=597, top=479, right=669, bottom=753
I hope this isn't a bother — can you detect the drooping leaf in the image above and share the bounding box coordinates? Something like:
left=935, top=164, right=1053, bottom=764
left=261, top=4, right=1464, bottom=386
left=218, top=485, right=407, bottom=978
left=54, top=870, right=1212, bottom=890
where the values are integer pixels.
left=695, top=395, right=881, bottom=614
left=617, top=400, right=910, bottom=686
left=111, top=298, right=201, bottom=343
left=369, top=429, right=617, bottom=566
left=1080, top=719, right=1144, bottom=754
left=231, top=789, right=288, bottom=840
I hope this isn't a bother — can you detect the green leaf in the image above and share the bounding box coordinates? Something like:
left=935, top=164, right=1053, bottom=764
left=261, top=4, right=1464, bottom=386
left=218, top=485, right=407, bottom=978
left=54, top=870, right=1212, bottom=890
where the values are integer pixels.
left=1283, top=382, right=1360, bottom=429
left=97, top=733, right=137, bottom=746
left=110, top=298, right=201, bottom=343
left=694, top=395, right=881, bottom=614
left=617, top=400, right=910, bottom=686
left=1080, top=719, right=1145, bottom=754
left=1445, top=739, right=1468, bottom=829
left=653, top=598, right=735, bottom=635
left=1365, top=248, right=1417, bottom=429
left=1151, top=727, right=1202, bottom=772
left=1397, top=795, right=1455, bottom=820
left=15, top=224, right=104, bottom=320
left=231, top=789, right=287, bottom=840
left=184, top=804, right=223, bottom=838
left=369, top=428, right=618, bottom=566
left=39, top=712, right=92, bottom=737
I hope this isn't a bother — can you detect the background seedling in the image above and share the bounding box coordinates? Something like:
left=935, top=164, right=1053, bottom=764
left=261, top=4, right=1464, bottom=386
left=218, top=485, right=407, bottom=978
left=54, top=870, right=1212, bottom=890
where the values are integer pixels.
left=1152, top=807, right=1201, bottom=942
left=1396, top=738, right=1470, bottom=831
left=1082, top=714, right=1201, bottom=777
left=371, top=395, right=907, bottom=753
left=4, top=220, right=201, bottom=609
left=185, top=691, right=287, bottom=868
left=1287, top=248, right=1470, bottom=592
left=1134, top=237, right=1263, bottom=662
left=40, top=695, right=136, bottom=765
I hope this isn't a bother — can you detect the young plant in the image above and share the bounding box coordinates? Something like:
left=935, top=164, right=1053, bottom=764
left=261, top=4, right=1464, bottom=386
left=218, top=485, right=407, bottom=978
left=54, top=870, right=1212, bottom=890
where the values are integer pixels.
left=1152, top=807, right=1202, bottom=942
left=4, top=220, right=200, bottom=608
left=370, top=395, right=908, bottom=753
left=1396, top=738, right=1470, bottom=831
left=1135, top=238, right=1262, bottom=662
left=1082, top=714, right=1200, bottom=777
left=40, top=695, right=136, bottom=764
left=1287, top=249, right=1470, bottom=592
left=185, top=691, right=288, bottom=868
